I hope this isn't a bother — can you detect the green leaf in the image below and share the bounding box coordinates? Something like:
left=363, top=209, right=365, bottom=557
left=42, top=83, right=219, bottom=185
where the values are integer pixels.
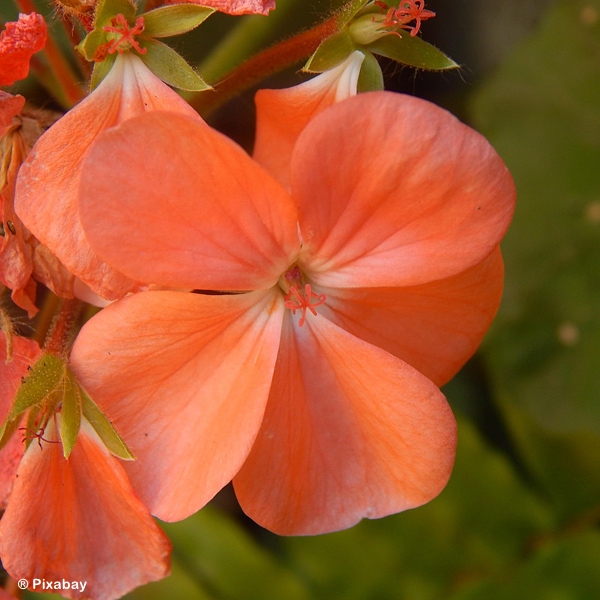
left=357, top=50, right=383, bottom=92
left=8, top=353, right=65, bottom=420
left=142, top=5, right=215, bottom=39
left=162, top=506, right=310, bottom=600
left=472, top=0, right=600, bottom=434
left=368, top=33, right=458, bottom=70
left=304, top=30, right=356, bottom=73
left=59, top=371, right=82, bottom=459
left=0, top=416, right=22, bottom=453
left=139, top=38, right=211, bottom=92
left=80, top=386, right=135, bottom=460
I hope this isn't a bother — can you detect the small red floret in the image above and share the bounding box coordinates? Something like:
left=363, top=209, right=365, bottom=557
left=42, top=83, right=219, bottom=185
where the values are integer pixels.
left=284, top=284, right=327, bottom=327
left=0, top=13, right=47, bottom=86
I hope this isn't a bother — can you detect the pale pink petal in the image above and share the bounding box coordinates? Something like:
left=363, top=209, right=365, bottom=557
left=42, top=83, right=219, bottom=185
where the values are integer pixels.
left=70, top=289, right=284, bottom=521
left=317, top=247, right=504, bottom=386
left=254, top=51, right=364, bottom=188
left=166, top=0, right=275, bottom=15
left=0, top=420, right=171, bottom=600
left=79, top=112, right=299, bottom=291
left=234, top=312, right=456, bottom=535
left=292, top=92, right=516, bottom=287
left=15, top=53, right=199, bottom=300
left=0, top=333, right=40, bottom=509
left=0, top=13, right=47, bottom=86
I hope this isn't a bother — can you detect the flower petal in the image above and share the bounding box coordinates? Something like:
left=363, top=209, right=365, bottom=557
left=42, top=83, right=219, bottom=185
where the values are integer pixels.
left=317, top=247, right=504, bottom=386
left=293, top=91, right=516, bottom=287
left=70, top=289, right=284, bottom=521
left=0, top=91, right=25, bottom=138
left=0, top=420, right=171, bottom=600
left=254, top=51, right=364, bottom=188
left=0, top=333, right=40, bottom=509
left=0, top=13, right=47, bottom=86
left=15, top=53, right=199, bottom=299
left=234, top=313, right=456, bottom=535
left=79, top=112, right=299, bottom=291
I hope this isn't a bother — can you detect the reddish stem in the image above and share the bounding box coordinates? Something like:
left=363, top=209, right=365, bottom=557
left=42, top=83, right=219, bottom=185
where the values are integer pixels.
left=43, top=298, right=86, bottom=356
left=191, top=14, right=339, bottom=115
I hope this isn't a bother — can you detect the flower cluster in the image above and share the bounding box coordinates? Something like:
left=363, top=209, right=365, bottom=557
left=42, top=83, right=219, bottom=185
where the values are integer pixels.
left=0, top=1, right=515, bottom=599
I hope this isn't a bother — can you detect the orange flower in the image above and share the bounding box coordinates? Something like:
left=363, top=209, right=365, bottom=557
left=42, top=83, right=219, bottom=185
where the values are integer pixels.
left=0, top=13, right=47, bottom=87
left=14, top=52, right=201, bottom=300
left=71, top=91, right=515, bottom=534
left=0, top=335, right=171, bottom=600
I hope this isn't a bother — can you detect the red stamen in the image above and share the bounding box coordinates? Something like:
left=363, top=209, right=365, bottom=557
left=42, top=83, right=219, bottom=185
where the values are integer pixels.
left=378, top=0, right=435, bottom=36
left=103, top=14, right=147, bottom=55
left=284, top=284, right=327, bottom=326
left=19, top=426, right=60, bottom=450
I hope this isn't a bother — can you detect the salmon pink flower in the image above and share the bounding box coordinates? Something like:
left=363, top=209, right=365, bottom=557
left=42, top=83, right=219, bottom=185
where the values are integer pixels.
left=0, top=13, right=47, bottom=87
left=0, top=341, right=171, bottom=600
left=70, top=91, right=515, bottom=534
left=14, top=52, right=201, bottom=300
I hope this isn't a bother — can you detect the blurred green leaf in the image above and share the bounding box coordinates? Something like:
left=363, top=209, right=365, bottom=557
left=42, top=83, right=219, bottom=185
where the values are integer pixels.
left=471, top=0, right=600, bottom=433
left=162, top=505, right=310, bottom=600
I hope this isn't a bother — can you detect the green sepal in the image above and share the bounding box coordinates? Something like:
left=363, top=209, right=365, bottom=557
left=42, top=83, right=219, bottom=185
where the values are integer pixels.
left=139, top=38, right=211, bottom=91
left=368, top=34, right=458, bottom=71
left=357, top=50, right=384, bottom=92
left=60, top=372, right=82, bottom=459
left=77, top=0, right=137, bottom=61
left=337, top=0, right=372, bottom=27
left=304, top=30, right=355, bottom=73
left=142, top=5, right=215, bottom=39
left=21, top=408, right=40, bottom=451
left=90, top=53, right=117, bottom=90
left=80, top=386, right=135, bottom=460
left=8, top=353, right=65, bottom=421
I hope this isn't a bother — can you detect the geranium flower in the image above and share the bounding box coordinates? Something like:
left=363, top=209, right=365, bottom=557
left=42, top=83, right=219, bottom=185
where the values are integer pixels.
left=14, top=52, right=201, bottom=300
left=0, top=13, right=47, bottom=87
left=0, top=336, right=171, bottom=600
left=70, top=91, right=515, bottom=534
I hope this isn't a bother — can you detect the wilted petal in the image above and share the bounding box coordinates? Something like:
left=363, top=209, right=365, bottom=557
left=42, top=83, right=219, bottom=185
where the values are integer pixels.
left=293, top=92, right=516, bottom=287
left=318, top=247, right=504, bottom=387
left=0, top=13, right=47, bottom=86
left=166, top=0, right=275, bottom=15
left=70, top=289, right=284, bottom=521
left=80, top=112, right=299, bottom=291
left=15, top=53, right=199, bottom=299
left=0, top=92, right=25, bottom=138
left=254, top=51, right=364, bottom=188
left=0, top=420, right=171, bottom=600
left=234, top=313, right=456, bottom=535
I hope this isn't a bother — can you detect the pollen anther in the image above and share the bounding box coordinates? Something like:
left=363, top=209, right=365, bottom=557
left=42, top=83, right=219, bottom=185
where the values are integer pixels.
left=102, top=14, right=147, bottom=55
left=284, top=284, right=327, bottom=326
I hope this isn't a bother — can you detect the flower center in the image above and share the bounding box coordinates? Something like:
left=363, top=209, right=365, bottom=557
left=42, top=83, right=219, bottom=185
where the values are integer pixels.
left=281, top=266, right=327, bottom=327
left=102, top=14, right=147, bottom=55
left=374, top=0, right=435, bottom=36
